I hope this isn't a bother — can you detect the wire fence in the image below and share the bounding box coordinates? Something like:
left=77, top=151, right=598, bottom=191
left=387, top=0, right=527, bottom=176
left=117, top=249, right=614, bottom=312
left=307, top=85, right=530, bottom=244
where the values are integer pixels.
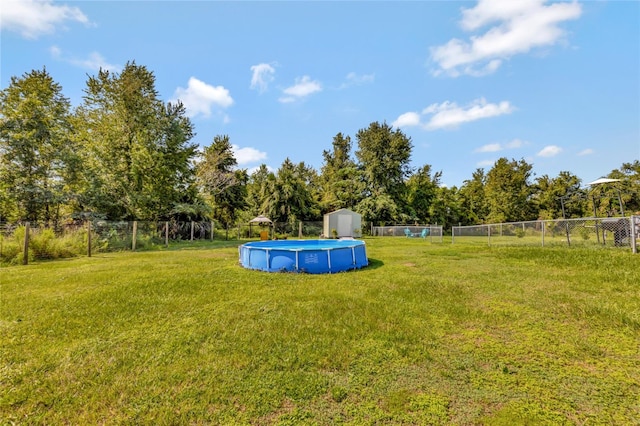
left=452, top=216, right=639, bottom=253
left=3, top=216, right=637, bottom=265
left=0, top=220, right=334, bottom=264
left=371, top=225, right=444, bottom=242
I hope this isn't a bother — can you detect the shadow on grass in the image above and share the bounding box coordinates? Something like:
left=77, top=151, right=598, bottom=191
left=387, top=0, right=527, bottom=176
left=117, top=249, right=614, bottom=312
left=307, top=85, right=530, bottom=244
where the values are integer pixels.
left=365, top=257, right=384, bottom=270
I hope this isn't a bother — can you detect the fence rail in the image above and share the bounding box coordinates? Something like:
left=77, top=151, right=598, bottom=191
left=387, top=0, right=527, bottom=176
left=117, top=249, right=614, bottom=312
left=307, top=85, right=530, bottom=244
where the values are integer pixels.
left=452, top=216, right=639, bottom=253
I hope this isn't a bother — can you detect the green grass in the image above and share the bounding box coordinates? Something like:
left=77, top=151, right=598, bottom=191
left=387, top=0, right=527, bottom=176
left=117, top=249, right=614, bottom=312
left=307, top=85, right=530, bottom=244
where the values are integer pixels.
left=2, top=238, right=639, bottom=424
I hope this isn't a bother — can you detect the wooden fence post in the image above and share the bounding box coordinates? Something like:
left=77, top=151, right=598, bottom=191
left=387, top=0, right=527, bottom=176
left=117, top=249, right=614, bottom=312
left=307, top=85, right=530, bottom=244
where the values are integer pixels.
left=190, top=221, right=194, bottom=241
left=87, top=220, right=92, bottom=257
left=299, top=221, right=303, bottom=238
left=211, top=221, right=214, bottom=241
left=23, top=222, right=30, bottom=265
left=165, top=221, right=169, bottom=247
left=132, top=221, right=138, bottom=251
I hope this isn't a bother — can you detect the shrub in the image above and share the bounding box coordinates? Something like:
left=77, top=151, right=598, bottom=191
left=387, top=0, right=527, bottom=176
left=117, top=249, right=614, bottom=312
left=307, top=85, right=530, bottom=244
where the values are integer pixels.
left=0, top=239, right=22, bottom=264
left=29, top=229, right=75, bottom=259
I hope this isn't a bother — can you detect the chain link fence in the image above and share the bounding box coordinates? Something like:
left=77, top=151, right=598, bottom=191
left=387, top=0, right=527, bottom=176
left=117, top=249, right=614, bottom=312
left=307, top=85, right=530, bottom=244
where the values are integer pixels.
left=372, top=225, right=444, bottom=242
left=452, top=216, right=639, bottom=253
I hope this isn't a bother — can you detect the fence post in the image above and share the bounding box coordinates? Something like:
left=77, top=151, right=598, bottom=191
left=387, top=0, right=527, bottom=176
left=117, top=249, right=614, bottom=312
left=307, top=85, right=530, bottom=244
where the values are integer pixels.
left=132, top=221, right=138, bottom=251
left=87, top=220, right=92, bottom=257
left=541, top=221, right=545, bottom=247
left=631, top=216, right=638, bottom=254
left=299, top=221, right=303, bottom=238
left=165, top=221, right=169, bottom=247
left=190, top=221, right=194, bottom=241
left=488, top=225, right=491, bottom=247
left=211, top=221, right=214, bottom=241
left=23, top=222, right=30, bottom=265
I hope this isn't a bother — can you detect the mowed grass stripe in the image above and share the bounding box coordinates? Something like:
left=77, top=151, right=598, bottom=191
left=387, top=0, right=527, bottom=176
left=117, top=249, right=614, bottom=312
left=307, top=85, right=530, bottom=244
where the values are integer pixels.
left=2, top=239, right=639, bottom=424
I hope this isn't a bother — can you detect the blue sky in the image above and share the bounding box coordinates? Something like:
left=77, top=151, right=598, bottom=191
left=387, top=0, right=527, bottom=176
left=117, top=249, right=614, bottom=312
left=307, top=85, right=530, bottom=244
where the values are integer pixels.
left=2, top=0, right=639, bottom=187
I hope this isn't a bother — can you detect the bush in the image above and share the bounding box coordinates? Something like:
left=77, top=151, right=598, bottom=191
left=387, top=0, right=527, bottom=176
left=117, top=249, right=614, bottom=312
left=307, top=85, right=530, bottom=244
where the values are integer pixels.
left=0, top=239, right=22, bottom=264
left=0, top=225, right=88, bottom=264
left=29, top=228, right=75, bottom=259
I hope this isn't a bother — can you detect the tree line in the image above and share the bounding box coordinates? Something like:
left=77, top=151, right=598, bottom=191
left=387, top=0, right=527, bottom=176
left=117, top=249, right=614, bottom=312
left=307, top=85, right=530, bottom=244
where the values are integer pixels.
left=1, top=63, right=639, bottom=230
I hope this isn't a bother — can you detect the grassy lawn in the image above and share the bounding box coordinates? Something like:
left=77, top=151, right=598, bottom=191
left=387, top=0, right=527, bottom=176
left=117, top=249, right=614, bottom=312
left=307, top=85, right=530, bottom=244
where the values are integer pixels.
left=2, top=238, right=639, bottom=424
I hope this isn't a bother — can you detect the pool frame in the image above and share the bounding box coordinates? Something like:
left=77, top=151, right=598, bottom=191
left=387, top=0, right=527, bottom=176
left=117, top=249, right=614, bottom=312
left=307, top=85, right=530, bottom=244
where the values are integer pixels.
left=238, top=239, right=368, bottom=274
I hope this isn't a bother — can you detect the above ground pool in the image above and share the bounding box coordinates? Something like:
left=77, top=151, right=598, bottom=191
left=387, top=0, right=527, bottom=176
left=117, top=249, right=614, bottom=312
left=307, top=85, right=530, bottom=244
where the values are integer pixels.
left=239, top=239, right=368, bottom=274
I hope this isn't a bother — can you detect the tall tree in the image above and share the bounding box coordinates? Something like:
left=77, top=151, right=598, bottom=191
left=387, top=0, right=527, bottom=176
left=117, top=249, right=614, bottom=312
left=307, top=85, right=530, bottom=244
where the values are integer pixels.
left=197, top=135, right=247, bottom=227
left=319, top=133, right=361, bottom=212
left=0, top=68, right=76, bottom=223
left=74, top=62, right=197, bottom=220
left=354, top=121, right=413, bottom=223
left=605, top=160, right=640, bottom=215
left=533, top=171, right=584, bottom=219
left=429, top=185, right=462, bottom=229
left=406, top=164, right=441, bottom=223
left=458, top=168, right=488, bottom=225
left=246, top=164, right=274, bottom=217
left=264, top=158, right=320, bottom=224
left=484, top=158, right=535, bottom=223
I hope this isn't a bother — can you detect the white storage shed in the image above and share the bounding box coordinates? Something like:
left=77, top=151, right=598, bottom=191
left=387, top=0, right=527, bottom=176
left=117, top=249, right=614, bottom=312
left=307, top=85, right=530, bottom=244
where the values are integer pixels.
left=323, top=208, right=362, bottom=238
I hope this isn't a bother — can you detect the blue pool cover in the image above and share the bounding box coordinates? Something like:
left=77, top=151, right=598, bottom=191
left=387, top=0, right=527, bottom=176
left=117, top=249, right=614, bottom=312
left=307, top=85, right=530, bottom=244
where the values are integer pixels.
left=239, top=239, right=368, bottom=274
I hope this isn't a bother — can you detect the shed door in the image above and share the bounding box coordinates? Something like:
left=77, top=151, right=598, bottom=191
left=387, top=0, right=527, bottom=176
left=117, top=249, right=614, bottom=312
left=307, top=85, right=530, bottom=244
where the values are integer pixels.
left=337, top=215, right=352, bottom=237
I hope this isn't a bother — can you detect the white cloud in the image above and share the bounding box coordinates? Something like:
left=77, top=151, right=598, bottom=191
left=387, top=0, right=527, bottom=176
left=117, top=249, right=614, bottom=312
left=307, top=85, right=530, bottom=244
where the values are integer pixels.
left=340, top=72, right=375, bottom=88
left=50, top=46, right=120, bottom=72
left=278, top=96, right=297, bottom=104
left=424, top=98, right=514, bottom=130
left=475, top=138, right=527, bottom=152
left=172, top=77, right=233, bottom=119
left=250, top=63, right=276, bottom=93
left=505, top=138, right=526, bottom=149
left=278, top=76, right=322, bottom=103
left=477, top=159, right=495, bottom=167
left=537, top=145, right=562, bottom=157
left=1, top=0, right=90, bottom=39
left=430, top=0, right=582, bottom=77
left=476, top=143, right=502, bottom=153
left=393, top=98, right=514, bottom=131
left=232, top=145, right=267, bottom=166
left=578, top=148, right=594, bottom=156
left=392, top=112, right=421, bottom=128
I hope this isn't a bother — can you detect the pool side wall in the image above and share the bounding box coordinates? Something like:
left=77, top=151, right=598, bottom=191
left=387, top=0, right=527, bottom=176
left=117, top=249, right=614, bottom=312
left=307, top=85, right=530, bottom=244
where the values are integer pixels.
left=239, top=240, right=368, bottom=274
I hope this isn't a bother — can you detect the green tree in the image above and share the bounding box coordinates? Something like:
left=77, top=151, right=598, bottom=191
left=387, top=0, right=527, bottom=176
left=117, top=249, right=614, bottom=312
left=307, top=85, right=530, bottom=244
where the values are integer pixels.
left=533, top=171, right=584, bottom=219
left=605, top=160, right=640, bottom=215
left=264, top=158, right=320, bottom=225
left=74, top=62, right=197, bottom=220
left=429, top=185, right=462, bottom=229
left=0, top=68, right=76, bottom=223
left=406, top=164, right=441, bottom=223
left=354, top=122, right=413, bottom=223
left=319, top=133, right=361, bottom=213
left=246, top=164, right=274, bottom=218
left=458, top=168, right=488, bottom=225
left=485, top=158, right=535, bottom=223
left=196, top=135, right=248, bottom=227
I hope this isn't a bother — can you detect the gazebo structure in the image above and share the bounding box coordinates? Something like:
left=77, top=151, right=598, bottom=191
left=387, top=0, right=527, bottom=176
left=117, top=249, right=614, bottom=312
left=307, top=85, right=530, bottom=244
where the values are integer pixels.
left=249, top=215, right=273, bottom=240
left=587, top=178, right=625, bottom=217
left=587, top=178, right=628, bottom=246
